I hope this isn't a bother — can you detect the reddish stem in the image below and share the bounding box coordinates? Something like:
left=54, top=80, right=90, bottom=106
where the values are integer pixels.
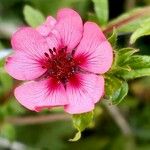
left=103, top=6, right=150, bottom=34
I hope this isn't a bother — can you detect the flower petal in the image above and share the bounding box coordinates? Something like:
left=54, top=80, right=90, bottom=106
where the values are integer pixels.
left=5, top=53, right=46, bottom=80
left=55, top=8, right=83, bottom=51
left=14, top=79, right=68, bottom=111
left=75, top=22, right=113, bottom=74
left=11, top=27, right=49, bottom=59
left=46, top=32, right=61, bottom=50
left=37, top=16, right=56, bottom=36
left=64, top=73, right=104, bottom=114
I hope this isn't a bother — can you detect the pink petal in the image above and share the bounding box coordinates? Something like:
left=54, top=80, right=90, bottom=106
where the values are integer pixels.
left=75, top=22, right=113, bottom=74
left=5, top=53, right=46, bottom=80
left=55, top=8, right=83, bottom=51
left=64, top=73, right=104, bottom=114
left=7, top=27, right=61, bottom=80
left=46, top=32, right=61, bottom=50
left=37, top=16, right=56, bottom=36
left=11, top=27, right=55, bottom=58
left=14, top=79, right=68, bottom=111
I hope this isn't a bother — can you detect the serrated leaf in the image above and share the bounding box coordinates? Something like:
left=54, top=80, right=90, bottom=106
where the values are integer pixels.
left=116, top=48, right=139, bottom=66
left=119, top=68, right=150, bottom=80
left=104, top=7, right=150, bottom=33
left=23, top=5, right=45, bottom=27
left=130, top=18, right=150, bottom=44
left=105, top=76, right=128, bottom=104
left=109, top=48, right=138, bottom=74
left=108, top=28, right=117, bottom=48
left=117, top=55, right=150, bottom=80
left=125, top=55, right=150, bottom=69
left=92, top=0, right=109, bottom=26
left=71, top=111, right=93, bottom=141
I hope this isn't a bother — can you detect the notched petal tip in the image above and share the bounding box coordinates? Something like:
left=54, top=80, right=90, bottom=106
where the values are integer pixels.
left=56, top=8, right=83, bottom=51
left=57, top=8, right=81, bottom=19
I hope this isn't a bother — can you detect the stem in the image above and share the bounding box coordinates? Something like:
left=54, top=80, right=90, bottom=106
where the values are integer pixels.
left=6, top=114, right=70, bottom=125
left=103, top=6, right=150, bottom=34
left=102, top=100, right=133, bottom=137
left=102, top=101, right=136, bottom=150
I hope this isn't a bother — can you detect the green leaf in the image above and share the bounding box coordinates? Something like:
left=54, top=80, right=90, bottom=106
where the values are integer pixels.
left=69, top=131, right=81, bottom=142
left=116, top=48, right=139, bottom=66
left=105, top=76, right=128, bottom=104
left=120, top=69, right=150, bottom=80
left=105, top=7, right=150, bottom=33
left=117, top=55, right=150, bottom=80
left=130, top=18, right=150, bottom=44
left=109, top=48, right=138, bottom=74
left=108, top=28, right=117, bottom=48
left=28, top=0, right=73, bottom=16
left=125, top=55, right=150, bottom=69
left=71, top=111, right=94, bottom=141
left=92, top=0, right=109, bottom=26
left=88, top=13, right=100, bottom=24
left=23, top=5, right=45, bottom=27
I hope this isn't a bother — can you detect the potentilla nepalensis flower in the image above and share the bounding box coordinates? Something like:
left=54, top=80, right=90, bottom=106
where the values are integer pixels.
left=5, top=8, right=113, bottom=114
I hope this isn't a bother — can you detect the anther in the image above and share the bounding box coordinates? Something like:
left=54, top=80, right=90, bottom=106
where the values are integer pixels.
left=53, top=47, right=56, bottom=52
left=49, top=49, right=54, bottom=55
left=72, top=49, right=75, bottom=56
left=44, top=52, right=49, bottom=58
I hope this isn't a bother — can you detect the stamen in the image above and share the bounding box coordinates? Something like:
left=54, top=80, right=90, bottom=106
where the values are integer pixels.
left=43, top=46, right=79, bottom=84
left=53, top=47, right=56, bottom=52
left=72, top=49, right=75, bottom=56
left=66, top=53, right=72, bottom=61
left=44, top=52, right=49, bottom=58
left=49, top=49, right=54, bottom=55
left=71, top=66, right=78, bottom=73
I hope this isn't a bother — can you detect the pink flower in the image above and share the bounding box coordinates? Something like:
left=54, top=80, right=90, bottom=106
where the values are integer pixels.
left=5, top=8, right=113, bottom=114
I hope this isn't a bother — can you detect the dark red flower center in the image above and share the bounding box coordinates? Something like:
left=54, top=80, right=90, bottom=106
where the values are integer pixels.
left=42, top=47, right=79, bottom=84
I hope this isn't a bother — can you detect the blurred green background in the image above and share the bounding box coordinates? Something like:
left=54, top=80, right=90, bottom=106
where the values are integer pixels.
left=0, top=0, right=150, bottom=149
